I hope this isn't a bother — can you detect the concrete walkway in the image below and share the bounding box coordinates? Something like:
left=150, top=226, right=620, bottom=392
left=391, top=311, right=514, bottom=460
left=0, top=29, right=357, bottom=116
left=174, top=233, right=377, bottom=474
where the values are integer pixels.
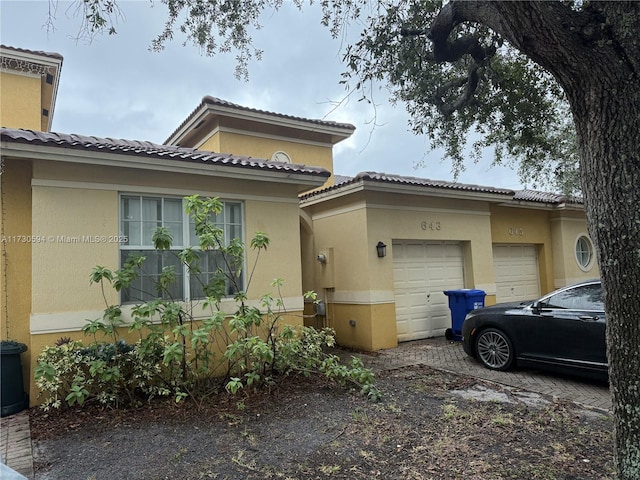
left=0, top=336, right=611, bottom=479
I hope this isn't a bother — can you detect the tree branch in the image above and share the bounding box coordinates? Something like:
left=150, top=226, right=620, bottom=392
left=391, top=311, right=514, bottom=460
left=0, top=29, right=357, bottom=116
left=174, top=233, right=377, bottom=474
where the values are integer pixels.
left=401, top=2, right=496, bottom=117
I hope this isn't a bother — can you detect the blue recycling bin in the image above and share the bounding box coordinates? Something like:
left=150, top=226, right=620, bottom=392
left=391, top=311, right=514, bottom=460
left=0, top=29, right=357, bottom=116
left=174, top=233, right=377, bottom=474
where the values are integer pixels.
left=443, top=289, right=486, bottom=341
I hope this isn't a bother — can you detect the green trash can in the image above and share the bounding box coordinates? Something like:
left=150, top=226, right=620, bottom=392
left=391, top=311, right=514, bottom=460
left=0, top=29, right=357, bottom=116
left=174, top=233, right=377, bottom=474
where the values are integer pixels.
left=1, top=340, right=29, bottom=417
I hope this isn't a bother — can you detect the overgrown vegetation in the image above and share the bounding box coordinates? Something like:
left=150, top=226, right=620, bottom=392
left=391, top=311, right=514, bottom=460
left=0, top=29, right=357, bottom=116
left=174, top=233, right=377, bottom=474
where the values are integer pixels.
left=35, top=195, right=379, bottom=410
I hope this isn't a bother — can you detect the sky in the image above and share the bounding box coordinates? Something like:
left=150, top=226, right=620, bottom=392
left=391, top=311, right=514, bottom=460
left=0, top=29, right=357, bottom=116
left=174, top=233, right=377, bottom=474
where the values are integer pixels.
left=1, top=0, right=525, bottom=189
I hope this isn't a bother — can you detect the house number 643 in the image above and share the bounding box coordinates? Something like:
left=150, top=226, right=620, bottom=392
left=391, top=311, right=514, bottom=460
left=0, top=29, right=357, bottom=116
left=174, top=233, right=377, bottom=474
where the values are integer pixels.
left=421, top=221, right=441, bottom=231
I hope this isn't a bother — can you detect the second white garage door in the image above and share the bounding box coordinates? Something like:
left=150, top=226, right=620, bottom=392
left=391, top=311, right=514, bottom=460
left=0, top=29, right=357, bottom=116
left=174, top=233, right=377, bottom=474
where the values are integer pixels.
left=393, top=241, right=464, bottom=342
left=493, top=244, right=540, bottom=303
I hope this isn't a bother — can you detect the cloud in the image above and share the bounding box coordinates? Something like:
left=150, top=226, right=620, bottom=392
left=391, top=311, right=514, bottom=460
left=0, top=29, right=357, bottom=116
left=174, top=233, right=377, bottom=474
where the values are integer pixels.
left=1, top=0, right=523, bottom=188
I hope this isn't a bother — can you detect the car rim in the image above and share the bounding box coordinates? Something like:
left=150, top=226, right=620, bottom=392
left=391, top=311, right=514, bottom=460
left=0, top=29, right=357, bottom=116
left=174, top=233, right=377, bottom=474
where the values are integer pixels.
left=477, top=331, right=511, bottom=369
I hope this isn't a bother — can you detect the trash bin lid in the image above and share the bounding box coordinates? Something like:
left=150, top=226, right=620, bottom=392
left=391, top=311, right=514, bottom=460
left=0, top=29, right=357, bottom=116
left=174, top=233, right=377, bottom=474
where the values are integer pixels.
left=0, top=341, right=27, bottom=355
left=443, top=289, right=486, bottom=296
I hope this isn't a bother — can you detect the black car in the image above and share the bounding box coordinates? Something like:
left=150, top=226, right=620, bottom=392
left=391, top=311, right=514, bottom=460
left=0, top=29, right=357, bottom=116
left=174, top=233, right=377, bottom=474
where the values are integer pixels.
left=461, top=280, right=607, bottom=380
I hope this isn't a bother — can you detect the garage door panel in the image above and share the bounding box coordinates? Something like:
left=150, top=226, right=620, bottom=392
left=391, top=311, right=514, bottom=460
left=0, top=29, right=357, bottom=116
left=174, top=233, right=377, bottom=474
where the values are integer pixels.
left=393, top=241, right=464, bottom=342
left=493, top=244, right=540, bottom=303
left=407, top=266, right=427, bottom=284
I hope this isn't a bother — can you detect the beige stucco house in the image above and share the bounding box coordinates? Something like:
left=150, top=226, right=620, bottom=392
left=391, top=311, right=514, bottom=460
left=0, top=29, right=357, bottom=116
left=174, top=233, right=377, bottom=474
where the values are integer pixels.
left=1, top=45, right=599, bottom=405
left=300, top=174, right=596, bottom=351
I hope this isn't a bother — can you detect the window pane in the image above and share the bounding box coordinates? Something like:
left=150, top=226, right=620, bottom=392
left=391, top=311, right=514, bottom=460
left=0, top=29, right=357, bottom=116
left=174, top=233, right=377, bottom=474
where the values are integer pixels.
left=189, top=250, right=243, bottom=299
left=226, top=203, right=241, bottom=225
left=121, top=250, right=184, bottom=302
left=164, top=198, right=183, bottom=222
left=164, top=199, right=184, bottom=247
left=576, top=236, right=593, bottom=269
left=121, top=196, right=141, bottom=246
left=543, top=284, right=603, bottom=310
left=142, top=197, right=161, bottom=221
left=188, top=220, right=199, bottom=247
left=122, top=196, right=141, bottom=220
left=123, top=222, right=140, bottom=247
left=141, top=198, right=161, bottom=246
left=142, top=221, right=159, bottom=246
left=228, top=225, right=242, bottom=243
left=165, top=222, right=183, bottom=247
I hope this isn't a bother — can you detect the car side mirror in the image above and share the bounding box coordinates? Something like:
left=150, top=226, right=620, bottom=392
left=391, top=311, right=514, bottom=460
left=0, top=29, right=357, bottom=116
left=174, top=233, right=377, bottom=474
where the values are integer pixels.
left=531, top=301, right=542, bottom=313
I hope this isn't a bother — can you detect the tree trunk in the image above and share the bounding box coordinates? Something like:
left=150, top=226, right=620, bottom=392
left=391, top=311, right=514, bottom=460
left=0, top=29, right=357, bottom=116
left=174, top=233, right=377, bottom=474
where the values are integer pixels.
left=449, top=2, right=640, bottom=477
left=515, top=7, right=640, bottom=475
left=572, top=74, right=640, bottom=480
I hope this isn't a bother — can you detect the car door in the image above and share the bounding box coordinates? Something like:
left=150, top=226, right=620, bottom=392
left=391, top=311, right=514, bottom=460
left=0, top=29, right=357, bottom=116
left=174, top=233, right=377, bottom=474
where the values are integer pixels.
left=515, top=282, right=606, bottom=371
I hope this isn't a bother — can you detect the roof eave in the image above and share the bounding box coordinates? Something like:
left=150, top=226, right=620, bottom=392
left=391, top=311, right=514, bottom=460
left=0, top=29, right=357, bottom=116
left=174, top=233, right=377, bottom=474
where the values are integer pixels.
left=497, top=200, right=584, bottom=211
left=301, top=178, right=513, bottom=206
left=164, top=103, right=210, bottom=146
left=0, top=141, right=330, bottom=191
left=165, top=102, right=355, bottom=147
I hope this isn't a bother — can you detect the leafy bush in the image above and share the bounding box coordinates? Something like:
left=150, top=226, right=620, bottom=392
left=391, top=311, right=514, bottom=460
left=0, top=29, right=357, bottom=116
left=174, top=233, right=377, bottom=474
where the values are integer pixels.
left=35, top=195, right=380, bottom=409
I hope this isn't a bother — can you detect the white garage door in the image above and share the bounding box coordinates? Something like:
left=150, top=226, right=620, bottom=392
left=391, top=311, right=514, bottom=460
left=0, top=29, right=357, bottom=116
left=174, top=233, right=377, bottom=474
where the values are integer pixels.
left=393, top=241, right=464, bottom=342
left=493, top=244, right=540, bottom=303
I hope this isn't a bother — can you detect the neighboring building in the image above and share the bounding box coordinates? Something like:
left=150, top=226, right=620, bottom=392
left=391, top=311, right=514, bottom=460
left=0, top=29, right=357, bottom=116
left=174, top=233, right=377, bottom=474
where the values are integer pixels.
left=0, top=45, right=599, bottom=404
left=300, top=174, right=595, bottom=351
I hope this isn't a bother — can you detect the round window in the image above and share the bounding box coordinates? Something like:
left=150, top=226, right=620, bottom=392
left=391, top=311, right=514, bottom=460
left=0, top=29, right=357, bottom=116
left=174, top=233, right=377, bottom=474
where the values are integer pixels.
left=575, top=235, right=594, bottom=270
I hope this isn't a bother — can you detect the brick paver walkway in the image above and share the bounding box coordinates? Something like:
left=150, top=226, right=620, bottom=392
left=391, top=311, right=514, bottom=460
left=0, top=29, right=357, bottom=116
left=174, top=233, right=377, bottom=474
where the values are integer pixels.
left=1, top=410, right=33, bottom=479
left=354, top=337, right=611, bottom=412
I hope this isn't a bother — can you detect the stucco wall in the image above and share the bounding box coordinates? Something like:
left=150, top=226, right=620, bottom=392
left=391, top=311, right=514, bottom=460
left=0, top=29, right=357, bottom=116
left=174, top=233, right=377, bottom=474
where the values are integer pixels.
left=200, top=131, right=334, bottom=181
left=29, top=160, right=306, bottom=322
left=244, top=198, right=304, bottom=299
left=366, top=194, right=495, bottom=295
left=31, top=185, right=119, bottom=314
left=305, top=191, right=497, bottom=351
left=25, top=159, right=308, bottom=404
left=0, top=159, right=33, bottom=394
left=0, top=71, right=41, bottom=130
left=550, top=212, right=599, bottom=287
left=490, top=205, right=555, bottom=295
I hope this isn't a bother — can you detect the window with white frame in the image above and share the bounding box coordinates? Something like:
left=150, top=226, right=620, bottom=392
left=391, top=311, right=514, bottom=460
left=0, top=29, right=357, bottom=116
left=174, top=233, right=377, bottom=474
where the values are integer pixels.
left=120, top=195, right=243, bottom=303
left=575, top=234, right=594, bottom=271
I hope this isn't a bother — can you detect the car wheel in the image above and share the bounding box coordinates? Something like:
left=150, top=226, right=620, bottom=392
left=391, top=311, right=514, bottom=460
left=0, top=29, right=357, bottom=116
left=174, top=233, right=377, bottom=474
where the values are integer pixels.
left=475, top=328, right=515, bottom=371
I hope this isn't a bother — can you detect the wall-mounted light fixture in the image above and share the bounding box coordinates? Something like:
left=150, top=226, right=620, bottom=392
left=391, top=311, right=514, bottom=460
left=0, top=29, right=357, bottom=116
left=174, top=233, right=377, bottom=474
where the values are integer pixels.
left=376, top=241, right=387, bottom=258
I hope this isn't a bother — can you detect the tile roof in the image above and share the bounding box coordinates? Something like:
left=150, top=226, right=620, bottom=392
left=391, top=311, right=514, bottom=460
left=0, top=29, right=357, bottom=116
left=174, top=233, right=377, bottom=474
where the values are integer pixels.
left=165, top=95, right=356, bottom=145
left=0, top=128, right=330, bottom=178
left=302, top=171, right=515, bottom=200
left=514, top=189, right=583, bottom=205
left=0, top=44, right=63, bottom=61
left=305, top=173, right=584, bottom=206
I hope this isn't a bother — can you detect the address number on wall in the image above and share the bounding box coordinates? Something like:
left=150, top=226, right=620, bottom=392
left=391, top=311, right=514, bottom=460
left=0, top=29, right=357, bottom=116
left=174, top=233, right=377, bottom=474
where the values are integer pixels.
left=509, top=227, right=525, bottom=236
left=421, top=221, right=442, bottom=231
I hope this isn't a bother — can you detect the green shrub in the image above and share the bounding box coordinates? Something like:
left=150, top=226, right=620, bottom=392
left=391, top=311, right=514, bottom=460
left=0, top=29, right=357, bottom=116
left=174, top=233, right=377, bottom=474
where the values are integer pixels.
left=34, top=195, right=379, bottom=410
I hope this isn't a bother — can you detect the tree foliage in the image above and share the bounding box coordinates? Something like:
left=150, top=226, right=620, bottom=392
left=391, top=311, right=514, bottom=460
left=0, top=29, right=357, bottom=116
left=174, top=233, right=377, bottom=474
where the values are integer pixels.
left=340, top=1, right=579, bottom=192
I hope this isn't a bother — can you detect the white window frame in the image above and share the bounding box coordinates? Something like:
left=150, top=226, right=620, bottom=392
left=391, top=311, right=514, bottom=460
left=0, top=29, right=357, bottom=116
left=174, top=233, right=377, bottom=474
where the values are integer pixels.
left=119, top=194, right=244, bottom=303
left=575, top=234, right=595, bottom=272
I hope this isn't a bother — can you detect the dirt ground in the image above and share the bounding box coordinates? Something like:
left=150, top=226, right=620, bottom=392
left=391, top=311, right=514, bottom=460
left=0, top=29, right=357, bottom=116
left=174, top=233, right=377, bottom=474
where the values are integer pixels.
left=30, top=364, right=614, bottom=480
